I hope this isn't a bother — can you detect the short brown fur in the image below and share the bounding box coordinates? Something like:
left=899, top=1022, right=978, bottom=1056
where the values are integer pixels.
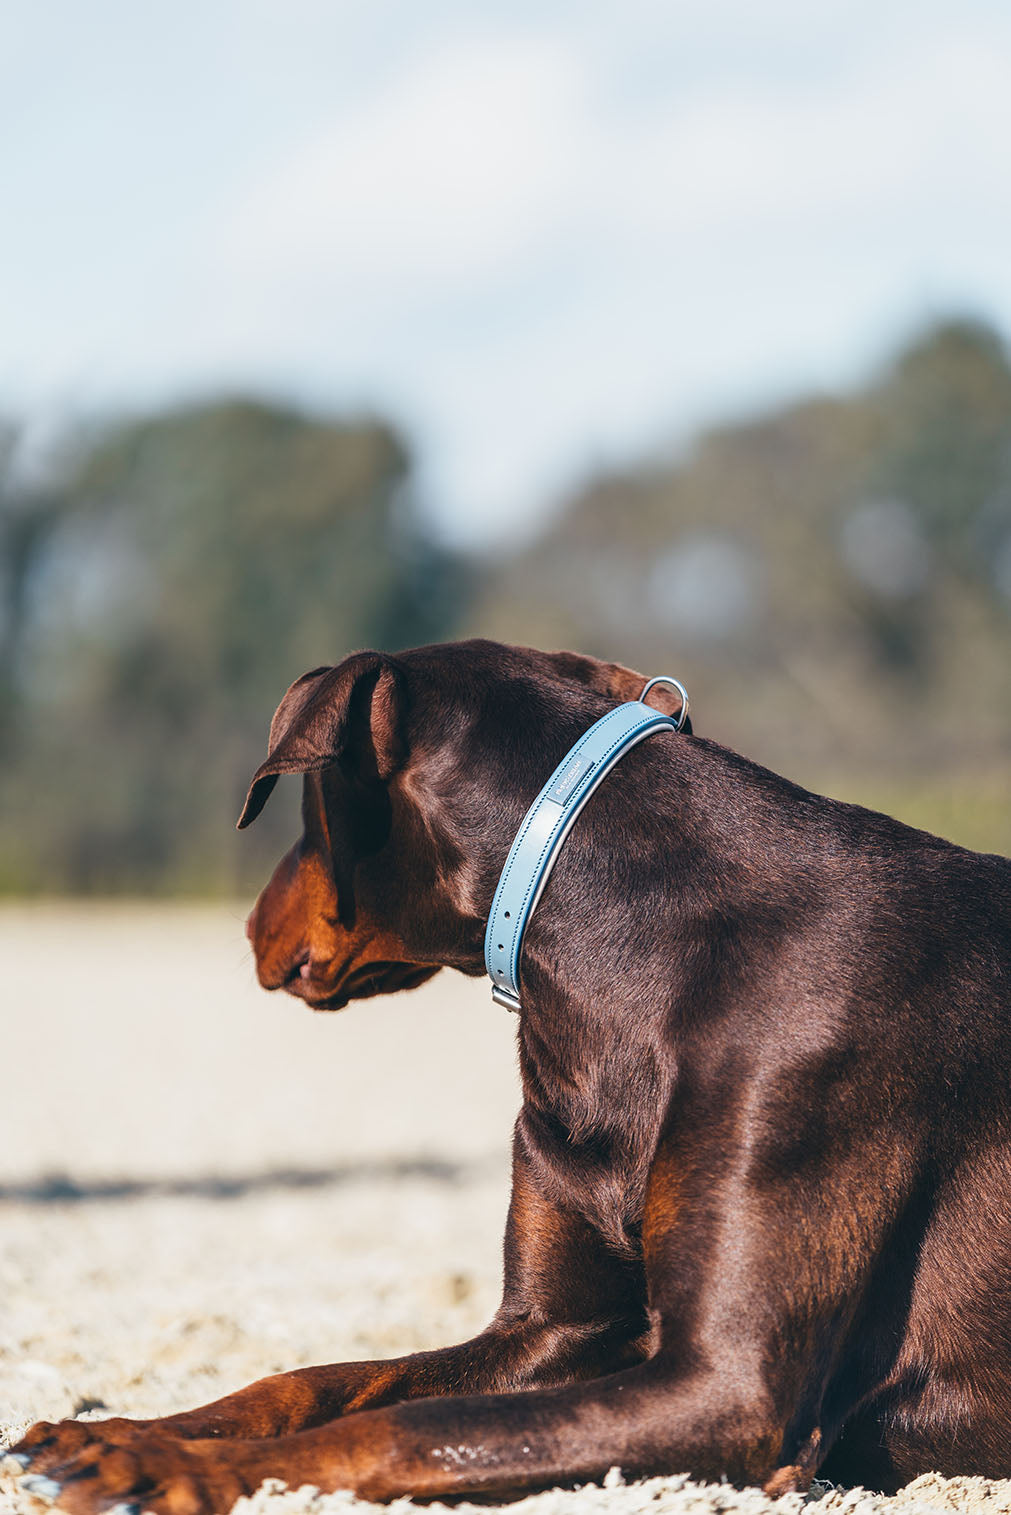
left=11, top=638, right=1011, bottom=1512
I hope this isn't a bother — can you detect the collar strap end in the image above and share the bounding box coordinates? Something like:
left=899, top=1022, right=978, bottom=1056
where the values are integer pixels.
left=484, top=678, right=688, bottom=1012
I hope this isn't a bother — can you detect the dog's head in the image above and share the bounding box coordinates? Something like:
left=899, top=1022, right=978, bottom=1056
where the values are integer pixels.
left=239, top=639, right=688, bottom=1011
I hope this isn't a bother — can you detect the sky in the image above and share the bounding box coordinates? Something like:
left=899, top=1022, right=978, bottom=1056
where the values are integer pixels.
left=4, top=0, right=1011, bottom=547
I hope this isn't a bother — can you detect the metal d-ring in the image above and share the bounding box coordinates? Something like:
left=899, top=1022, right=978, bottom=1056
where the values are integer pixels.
left=639, top=675, right=690, bottom=731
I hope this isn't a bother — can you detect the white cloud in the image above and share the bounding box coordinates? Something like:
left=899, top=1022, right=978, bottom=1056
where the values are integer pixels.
left=217, top=36, right=582, bottom=288
left=4, top=3, right=1011, bottom=543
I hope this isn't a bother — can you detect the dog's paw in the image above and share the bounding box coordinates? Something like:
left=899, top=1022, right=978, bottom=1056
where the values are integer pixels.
left=6, top=1420, right=148, bottom=1478
left=11, top=1433, right=257, bottom=1515
left=20, top=1474, right=65, bottom=1504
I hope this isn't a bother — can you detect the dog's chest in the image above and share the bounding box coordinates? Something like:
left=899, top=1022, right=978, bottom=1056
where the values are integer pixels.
left=516, top=1020, right=673, bottom=1253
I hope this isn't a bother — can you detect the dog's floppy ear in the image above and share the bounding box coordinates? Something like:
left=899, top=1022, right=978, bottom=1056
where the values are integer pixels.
left=237, top=652, right=406, bottom=829
left=547, top=649, right=692, bottom=733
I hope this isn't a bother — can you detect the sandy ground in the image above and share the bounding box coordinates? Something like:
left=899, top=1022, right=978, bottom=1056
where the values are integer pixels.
left=1, top=905, right=1008, bottom=1515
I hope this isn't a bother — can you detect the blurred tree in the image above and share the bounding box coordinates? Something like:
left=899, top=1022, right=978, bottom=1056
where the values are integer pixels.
left=869, top=320, right=1011, bottom=565
left=0, top=400, right=466, bottom=893
left=4, top=319, right=1009, bottom=892
left=0, top=425, right=68, bottom=751
left=469, top=319, right=1011, bottom=852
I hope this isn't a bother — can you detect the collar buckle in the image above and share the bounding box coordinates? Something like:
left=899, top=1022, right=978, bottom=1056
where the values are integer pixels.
left=639, top=675, right=690, bottom=730
left=484, top=676, right=690, bottom=1013
left=491, top=983, right=522, bottom=1013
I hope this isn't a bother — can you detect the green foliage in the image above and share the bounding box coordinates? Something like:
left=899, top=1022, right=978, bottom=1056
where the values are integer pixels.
left=0, top=400, right=465, bottom=893
left=2, top=317, right=1009, bottom=895
left=469, top=318, right=1011, bottom=841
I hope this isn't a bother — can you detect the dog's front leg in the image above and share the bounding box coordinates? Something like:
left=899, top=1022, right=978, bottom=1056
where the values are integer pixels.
left=9, top=1355, right=790, bottom=1515
left=9, top=1147, right=647, bottom=1481
left=15, top=1109, right=882, bottom=1512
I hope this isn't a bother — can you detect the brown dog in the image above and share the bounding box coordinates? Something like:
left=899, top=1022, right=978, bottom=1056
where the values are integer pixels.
left=10, top=638, right=1011, bottom=1512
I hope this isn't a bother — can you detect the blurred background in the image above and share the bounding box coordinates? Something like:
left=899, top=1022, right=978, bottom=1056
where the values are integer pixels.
left=2, top=0, right=1010, bottom=894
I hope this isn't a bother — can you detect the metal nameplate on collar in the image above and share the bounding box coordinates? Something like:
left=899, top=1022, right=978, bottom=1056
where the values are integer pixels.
left=484, top=677, right=688, bottom=1012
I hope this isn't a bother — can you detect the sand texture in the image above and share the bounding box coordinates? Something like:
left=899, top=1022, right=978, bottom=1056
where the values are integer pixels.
left=0, top=905, right=1007, bottom=1515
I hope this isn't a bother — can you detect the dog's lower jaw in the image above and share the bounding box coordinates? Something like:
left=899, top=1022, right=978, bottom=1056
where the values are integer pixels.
left=282, top=959, right=441, bottom=1011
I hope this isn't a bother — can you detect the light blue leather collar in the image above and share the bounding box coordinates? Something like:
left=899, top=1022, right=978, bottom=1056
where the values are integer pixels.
left=484, top=676, right=689, bottom=1012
